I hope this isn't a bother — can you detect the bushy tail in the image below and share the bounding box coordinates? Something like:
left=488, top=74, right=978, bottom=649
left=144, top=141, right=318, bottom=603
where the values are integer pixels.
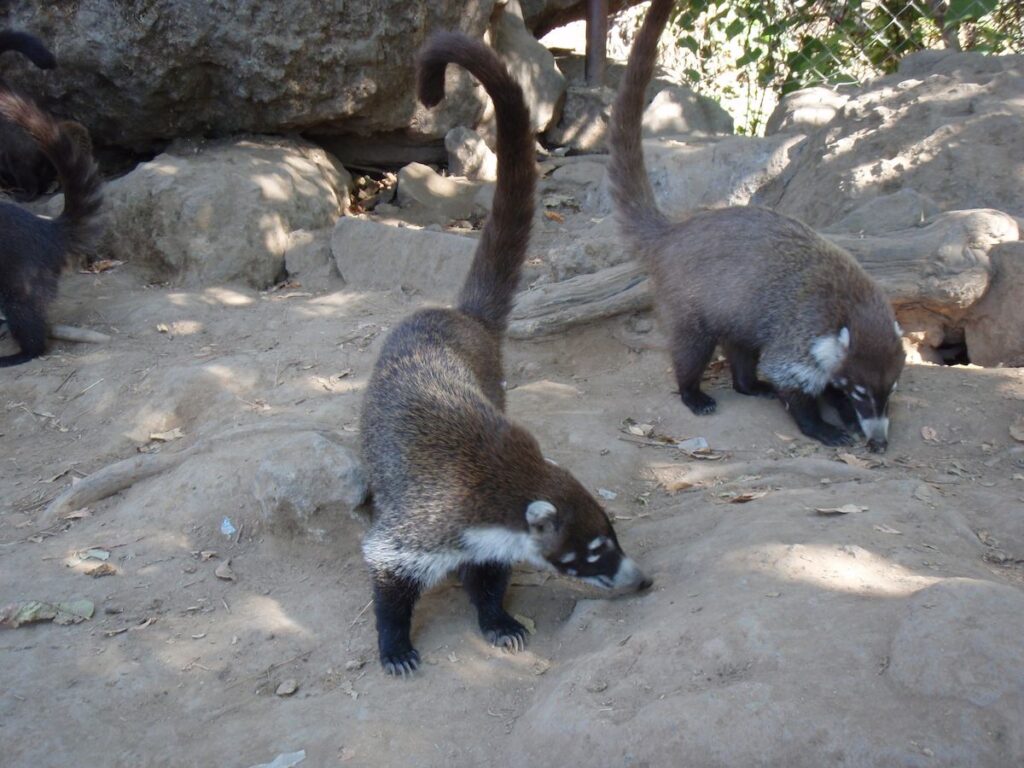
left=607, top=0, right=673, bottom=242
left=0, top=88, right=102, bottom=252
left=0, top=30, right=56, bottom=69
left=417, top=32, right=536, bottom=332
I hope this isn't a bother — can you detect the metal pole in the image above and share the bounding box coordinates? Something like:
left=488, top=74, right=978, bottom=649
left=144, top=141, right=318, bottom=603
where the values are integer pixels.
left=585, top=0, right=609, bottom=86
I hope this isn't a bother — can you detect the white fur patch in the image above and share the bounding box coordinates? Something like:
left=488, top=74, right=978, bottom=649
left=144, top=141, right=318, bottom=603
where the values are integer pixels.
left=612, top=557, right=648, bottom=589
left=526, top=500, right=556, bottom=525
left=894, top=321, right=903, bottom=338
left=857, top=415, right=889, bottom=443
left=463, top=528, right=548, bottom=569
left=586, top=553, right=601, bottom=563
left=770, top=361, right=831, bottom=394
left=810, top=333, right=848, bottom=374
left=559, top=551, right=577, bottom=564
left=588, top=536, right=608, bottom=551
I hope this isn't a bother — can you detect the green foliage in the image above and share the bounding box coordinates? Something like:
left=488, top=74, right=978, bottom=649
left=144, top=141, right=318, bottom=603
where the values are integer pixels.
left=666, top=0, right=1021, bottom=134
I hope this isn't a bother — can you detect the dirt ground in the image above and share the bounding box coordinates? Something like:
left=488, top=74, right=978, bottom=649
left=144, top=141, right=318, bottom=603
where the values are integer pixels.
left=3, top=253, right=1024, bottom=767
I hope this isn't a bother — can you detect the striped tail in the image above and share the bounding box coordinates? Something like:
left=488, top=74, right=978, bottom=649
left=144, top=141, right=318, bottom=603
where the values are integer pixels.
left=607, top=0, right=673, bottom=243
left=0, top=88, right=103, bottom=254
left=417, top=32, right=536, bottom=332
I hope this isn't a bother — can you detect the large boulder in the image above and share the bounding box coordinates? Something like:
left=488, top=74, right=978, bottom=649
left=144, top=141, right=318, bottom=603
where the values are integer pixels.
left=760, top=50, right=1024, bottom=227
left=0, top=1, right=496, bottom=151
left=99, top=136, right=350, bottom=287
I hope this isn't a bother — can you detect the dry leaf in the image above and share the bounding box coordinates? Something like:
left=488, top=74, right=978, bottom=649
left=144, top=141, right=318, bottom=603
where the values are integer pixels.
left=837, top=452, right=873, bottom=469
left=873, top=524, right=902, bottom=535
left=920, top=426, right=939, bottom=443
left=662, top=478, right=694, bottom=493
left=148, top=427, right=184, bottom=442
left=774, top=433, right=797, bottom=442
left=215, top=559, right=236, bottom=581
left=513, top=613, right=536, bottom=635
left=82, top=548, right=110, bottom=561
left=85, top=563, right=117, bottom=578
left=156, top=323, right=170, bottom=334
left=1, top=599, right=94, bottom=628
left=815, top=504, right=866, bottom=516
left=724, top=491, right=767, bottom=504
left=1010, top=416, right=1024, bottom=443
left=60, top=507, right=92, bottom=521
left=199, top=550, right=218, bottom=561
left=531, top=658, right=552, bottom=676
left=81, top=258, right=123, bottom=274
left=544, top=210, right=564, bottom=223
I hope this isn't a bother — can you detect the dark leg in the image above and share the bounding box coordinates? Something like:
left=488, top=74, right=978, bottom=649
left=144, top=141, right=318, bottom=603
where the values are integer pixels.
left=460, top=562, right=527, bottom=652
left=820, top=385, right=862, bottom=435
left=723, top=342, right=775, bottom=398
left=778, top=389, right=854, bottom=446
left=371, top=569, right=422, bottom=676
left=0, top=300, right=47, bottom=367
left=670, top=327, right=717, bottom=415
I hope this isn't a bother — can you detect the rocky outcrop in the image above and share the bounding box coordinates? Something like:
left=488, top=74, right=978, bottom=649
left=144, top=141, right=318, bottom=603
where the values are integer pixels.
left=98, top=136, right=350, bottom=287
left=0, top=0, right=496, bottom=151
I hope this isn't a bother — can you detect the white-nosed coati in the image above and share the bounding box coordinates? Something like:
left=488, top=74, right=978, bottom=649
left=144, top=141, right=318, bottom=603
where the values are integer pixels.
left=360, top=32, right=652, bottom=676
left=0, top=29, right=64, bottom=200
left=0, top=87, right=103, bottom=367
left=607, top=0, right=905, bottom=452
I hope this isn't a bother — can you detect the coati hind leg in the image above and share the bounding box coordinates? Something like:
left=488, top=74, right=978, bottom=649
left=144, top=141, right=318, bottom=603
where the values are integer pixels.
left=669, top=319, right=717, bottom=415
left=778, top=390, right=854, bottom=447
left=371, top=570, right=422, bottom=676
left=460, top=561, right=527, bottom=652
left=0, top=297, right=47, bottom=367
left=723, top=342, right=774, bottom=398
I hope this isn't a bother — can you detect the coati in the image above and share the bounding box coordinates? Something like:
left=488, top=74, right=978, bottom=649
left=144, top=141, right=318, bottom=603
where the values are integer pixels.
left=360, top=32, right=652, bottom=676
left=607, top=0, right=905, bottom=452
left=0, top=29, right=64, bottom=200
left=0, top=87, right=103, bottom=367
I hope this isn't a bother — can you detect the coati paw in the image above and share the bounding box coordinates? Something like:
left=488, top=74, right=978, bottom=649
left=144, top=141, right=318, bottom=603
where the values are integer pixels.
left=681, top=390, right=717, bottom=415
left=482, top=615, right=528, bottom=653
left=807, top=424, right=855, bottom=447
left=381, top=647, right=421, bottom=677
left=736, top=380, right=776, bottom=399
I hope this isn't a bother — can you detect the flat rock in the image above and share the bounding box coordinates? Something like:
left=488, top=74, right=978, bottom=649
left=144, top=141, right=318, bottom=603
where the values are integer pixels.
left=445, top=126, right=497, bottom=181
left=641, top=86, right=734, bottom=138
left=395, top=162, right=494, bottom=225
left=764, top=86, right=850, bottom=135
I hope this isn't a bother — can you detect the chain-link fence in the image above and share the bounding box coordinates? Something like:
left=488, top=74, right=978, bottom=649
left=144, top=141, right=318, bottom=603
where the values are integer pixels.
left=655, top=0, right=1022, bottom=133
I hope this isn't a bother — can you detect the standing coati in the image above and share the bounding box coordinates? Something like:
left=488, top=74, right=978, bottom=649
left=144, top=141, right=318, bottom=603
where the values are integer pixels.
left=607, top=0, right=905, bottom=452
left=360, top=32, right=652, bottom=676
left=0, top=87, right=103, bottom=367
left=0, top=29, right=63, bottom=200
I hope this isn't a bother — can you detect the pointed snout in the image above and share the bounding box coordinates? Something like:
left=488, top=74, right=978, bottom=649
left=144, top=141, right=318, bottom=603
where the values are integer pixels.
left=858, top=416, right=890, bottom=453
left=613, top=556, right=653, bottom=592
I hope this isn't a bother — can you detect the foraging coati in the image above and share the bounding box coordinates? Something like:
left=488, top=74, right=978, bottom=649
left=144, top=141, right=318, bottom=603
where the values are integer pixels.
left=0, top=87, right=103, bottom=367
left=607, top=0, right=905, bottom=452
left=360, top=32, right=652, bottom=676
left=0, top=29, right=66, bottom=200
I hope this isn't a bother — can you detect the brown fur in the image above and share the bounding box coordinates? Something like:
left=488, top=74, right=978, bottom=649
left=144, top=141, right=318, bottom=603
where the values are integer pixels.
left=607, top=0, right=904, bottom=448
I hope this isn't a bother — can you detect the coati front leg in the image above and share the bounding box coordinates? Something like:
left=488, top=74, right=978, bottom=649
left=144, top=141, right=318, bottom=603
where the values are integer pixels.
left=0, top=295, right=48, bottom=367
left=723, top=342, right=775, bottom=398
left=372, top=570, right=422, bottom=676
left=460, top=561, right=528, bottom=652
left=670, top=319, right=717, bottom=415
left=778, top=389, right=854, bottom=447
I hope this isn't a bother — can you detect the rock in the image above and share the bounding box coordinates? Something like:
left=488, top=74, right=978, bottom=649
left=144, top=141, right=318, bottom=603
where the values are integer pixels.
left=764, top=86, right=850, bottom=135
left=760, top=52, right=1024, bottom=227
left=252, top=432, right=367, bottom=538
left=491, top=0, right=567, bottom=134
left=822, top=189, right=942, bottom=235
left=445, top=127, right=498, bottom=181
left=641, top=86, right=734, bottom=138
left=541, top=85, right=615, bottom=153
left=395, top=162, right=494, bottom=225
left=0, top=1, right=496, bottom=152
left=888, top=578, right=1024, bottom=710
left=274, top=679, right=299, bottom=697
left=283, top=228, right=340, bottom=287
left=521, top=0, right=649, bottom=37
left=98, top=137, right=348, bottom=288
left=332, top=217, right=477, bottom=298
left=965, top=242, right=1024, bottom=366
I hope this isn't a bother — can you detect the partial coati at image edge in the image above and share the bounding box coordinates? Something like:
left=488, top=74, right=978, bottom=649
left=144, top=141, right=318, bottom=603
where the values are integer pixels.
left=0, top=87, right=103, bottom=367
left=607, top=0, right=905, bottom=451
left=359, top=32, right=652, bottom=677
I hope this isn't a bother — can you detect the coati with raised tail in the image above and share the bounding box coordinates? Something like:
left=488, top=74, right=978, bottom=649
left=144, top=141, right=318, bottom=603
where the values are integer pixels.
left=0, top=29, right=66, bottom=200
left=607, top=0, right=904, bottom=451
left=360, top=32, right=652, bottom=676
left=0, top=87, right=103, bottom=367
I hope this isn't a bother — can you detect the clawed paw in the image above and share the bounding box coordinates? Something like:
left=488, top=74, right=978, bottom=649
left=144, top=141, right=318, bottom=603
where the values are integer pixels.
left=381, top=648, right=420, bottom=677
left=483, top=616, right=528, bottom=653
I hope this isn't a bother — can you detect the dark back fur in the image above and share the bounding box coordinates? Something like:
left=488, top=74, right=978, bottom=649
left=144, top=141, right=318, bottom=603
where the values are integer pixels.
left=0, top=30, right=56, bottom=69
left=418, top=32, right=537, bottom=333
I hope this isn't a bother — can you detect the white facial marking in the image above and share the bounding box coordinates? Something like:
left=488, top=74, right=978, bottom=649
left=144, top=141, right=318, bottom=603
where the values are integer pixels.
left=612, top=557, right=649, bottom=590
left=559, top=551, right=577, bottom=564
left=544, top=457, right=559, bottom=466
left=588, top=536, right=607, bottom=551
left=526, top=500, right=556, bottom=525
left=857, top=415, right=890, bottom=443
left=810, top=334, right=849, bottom=377
left=894, top=321, right=903, bottom=338
left=566, top=567, right=578, bottom=577
left=838, top=327, right=850, bottom=349
left=463, top=528, right=549, bottom=570
left=586, top=553, right=601, bottom=563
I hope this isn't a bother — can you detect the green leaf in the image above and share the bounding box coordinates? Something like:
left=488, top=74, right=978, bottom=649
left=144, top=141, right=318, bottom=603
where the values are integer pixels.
left=945, top=0, right=999, bottom=26
left=684, top=68, right=702, bottom=83
left=725, top=18, right=746, bottom=39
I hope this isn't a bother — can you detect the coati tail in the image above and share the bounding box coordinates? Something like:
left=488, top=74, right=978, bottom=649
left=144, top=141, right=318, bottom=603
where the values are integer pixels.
left=417, top=32, right=536, bottom=332
left=607, top=0, right=673, bottom=241
left=0, top=88, right=102, bottom=251
left=0, top=30, right=56, bottom=69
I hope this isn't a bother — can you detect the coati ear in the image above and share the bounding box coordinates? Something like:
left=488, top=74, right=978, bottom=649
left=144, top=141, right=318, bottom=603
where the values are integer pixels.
left=811, top=329, right=850, bottom=373
left=526, top=500, right=556, bottom=528
left=894, top=321, right=902, bottom=338
left=838, top=327, right=850, bottom=349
